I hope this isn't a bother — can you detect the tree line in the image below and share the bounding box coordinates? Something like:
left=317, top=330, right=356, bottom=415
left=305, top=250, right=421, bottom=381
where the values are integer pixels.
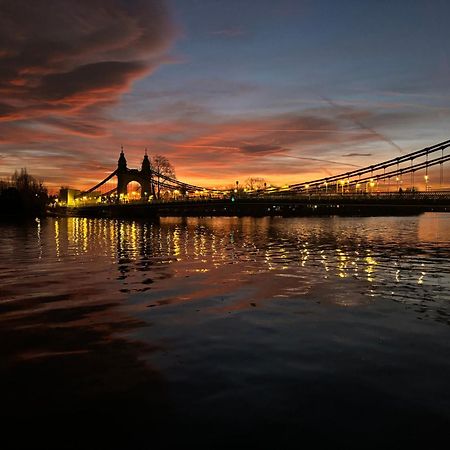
left=0, top=169, right=48, bottom=218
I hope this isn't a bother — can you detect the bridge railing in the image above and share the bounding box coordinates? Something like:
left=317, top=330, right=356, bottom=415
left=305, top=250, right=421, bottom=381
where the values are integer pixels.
left=69, top=189, right=450, bottom=208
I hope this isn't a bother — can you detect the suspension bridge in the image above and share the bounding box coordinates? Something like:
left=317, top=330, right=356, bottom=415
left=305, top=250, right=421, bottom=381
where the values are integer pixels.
left=58, top=139, right=450, bottom=216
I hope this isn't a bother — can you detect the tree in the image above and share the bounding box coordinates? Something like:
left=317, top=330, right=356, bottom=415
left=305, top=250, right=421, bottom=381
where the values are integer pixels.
left=0, top=168, right=48, bottom=217
left=151, top=155, right=176, bottom=199
left=244, top=177, right=267, bottom=191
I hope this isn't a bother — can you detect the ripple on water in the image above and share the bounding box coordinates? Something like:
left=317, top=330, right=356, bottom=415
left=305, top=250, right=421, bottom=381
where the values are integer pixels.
left=0, top=214, right=449, bottom=324
left=1, top=214, right=450, bottom=446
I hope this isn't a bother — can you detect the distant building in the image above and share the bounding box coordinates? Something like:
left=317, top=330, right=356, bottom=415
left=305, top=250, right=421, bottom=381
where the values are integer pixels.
left=59, top=188, right=81, bottom=206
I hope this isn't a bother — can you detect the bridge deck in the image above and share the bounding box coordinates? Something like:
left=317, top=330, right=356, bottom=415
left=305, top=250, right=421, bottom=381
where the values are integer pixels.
left=55, top=193, right=450, bottom=218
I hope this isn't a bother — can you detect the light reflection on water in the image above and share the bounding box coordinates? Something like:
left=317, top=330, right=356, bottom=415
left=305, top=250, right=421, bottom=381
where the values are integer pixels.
left=1, top=213, right=450, bottom=447
left=1, top=214, right=450, bottom=336
left=8, top=214, right=449, bottom=316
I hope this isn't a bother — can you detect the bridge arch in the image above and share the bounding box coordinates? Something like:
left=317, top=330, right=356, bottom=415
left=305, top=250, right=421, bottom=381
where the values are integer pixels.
left=125, top=180, right=143, bottom=200
left=118, top=172, right=153, bottom=199
left=116, top=151, right=154, bottom=199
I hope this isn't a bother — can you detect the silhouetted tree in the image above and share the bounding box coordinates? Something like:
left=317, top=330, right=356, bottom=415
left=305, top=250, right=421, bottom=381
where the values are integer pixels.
left=0, top=168, right=48, bottom=217
left=151, top=155, right=176, bottom=199
left=244, top=177, right=267, bottom=191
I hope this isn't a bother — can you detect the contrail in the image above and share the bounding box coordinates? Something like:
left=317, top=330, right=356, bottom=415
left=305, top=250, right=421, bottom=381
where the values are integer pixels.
left=321, top=96, right=405, bottom=155
left=280, top=153, right=360, bottom=168
left=175, top=143, right=360, bottom=167
left=252, top=129, right=364, bottom=134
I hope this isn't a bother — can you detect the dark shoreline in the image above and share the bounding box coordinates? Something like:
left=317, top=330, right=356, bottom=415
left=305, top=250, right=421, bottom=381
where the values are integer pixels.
left=52, top=196, right=450, bottom=219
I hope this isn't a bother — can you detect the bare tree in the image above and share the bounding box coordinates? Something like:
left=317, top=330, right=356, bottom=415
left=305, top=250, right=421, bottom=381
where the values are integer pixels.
left=11, top=168, right=47, bottom=196
left=0, top=168, right=48, bottom=216
left=244, top=177, right=267, bottom=191
left=151, top=155, right=176, bottom=199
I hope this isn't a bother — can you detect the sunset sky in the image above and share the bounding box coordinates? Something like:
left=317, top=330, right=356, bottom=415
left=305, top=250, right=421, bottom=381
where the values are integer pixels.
left=0, top=0, right=449, bottom=191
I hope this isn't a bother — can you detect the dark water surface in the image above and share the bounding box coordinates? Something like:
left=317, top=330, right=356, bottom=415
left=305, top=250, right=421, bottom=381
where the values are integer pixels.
left=1, top=214, right=450, bottom=448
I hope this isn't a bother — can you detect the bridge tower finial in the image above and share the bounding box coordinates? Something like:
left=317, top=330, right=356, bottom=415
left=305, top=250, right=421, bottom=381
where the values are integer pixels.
left=118, top=145, right=127, bottom=172
left=142, top=148, right=151, bottom=174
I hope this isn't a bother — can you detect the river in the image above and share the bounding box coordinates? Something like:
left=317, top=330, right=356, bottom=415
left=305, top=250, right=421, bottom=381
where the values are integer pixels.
left=1, top=214, right=450, bottom=448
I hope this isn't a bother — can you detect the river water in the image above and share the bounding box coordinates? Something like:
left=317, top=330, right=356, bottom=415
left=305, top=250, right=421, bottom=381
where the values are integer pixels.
left=1, top=214, right=450, bottom=448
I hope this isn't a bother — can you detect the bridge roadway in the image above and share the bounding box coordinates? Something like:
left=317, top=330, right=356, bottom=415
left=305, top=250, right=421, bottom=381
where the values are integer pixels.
left=59, top=191, right=450, bottom=218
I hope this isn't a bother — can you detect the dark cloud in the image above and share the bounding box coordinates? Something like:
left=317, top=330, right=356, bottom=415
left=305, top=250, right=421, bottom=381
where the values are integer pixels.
left=342, top=153, right=372, bottom=157
left=39, top=61, right=148, bottom=101
left=228, top=114, right=370, bottom=157
left=0, top=102, right=16, bottom=117
left=240, top=144, right=284, bottom=154
left=0, top=0, right=175, bottom=122
left=42, top=117, right=110, bottom=138
left=167, top=112, right=375, bottom=174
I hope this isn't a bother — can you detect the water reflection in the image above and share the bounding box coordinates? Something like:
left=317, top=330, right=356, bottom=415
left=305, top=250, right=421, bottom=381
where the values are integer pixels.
left=37, top=215, right=450, bottom=322
left=1, top=214, right=450, bottom=447
left=0, top=226, right=174, bottom=449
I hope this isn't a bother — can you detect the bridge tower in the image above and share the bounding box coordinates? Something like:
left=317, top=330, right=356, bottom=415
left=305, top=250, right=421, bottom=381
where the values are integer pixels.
left=140, top=150, right=155, bottom=199
left=117, top=148, right=155, bottom=199
left=117, top=147, right=129, bottom=197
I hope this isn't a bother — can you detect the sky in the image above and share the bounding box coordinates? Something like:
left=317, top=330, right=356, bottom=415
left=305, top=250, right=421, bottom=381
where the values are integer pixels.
left=0, top=0, right=449, bottom=191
